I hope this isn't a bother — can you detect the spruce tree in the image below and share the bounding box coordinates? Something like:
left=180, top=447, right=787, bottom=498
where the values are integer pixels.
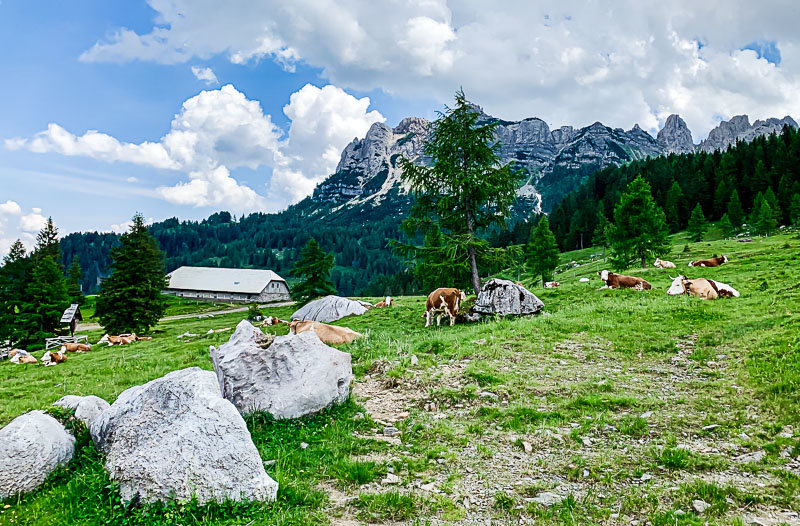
left=687, top=204, right=707, bottom=242
left=791, top=193, right=800, bottom=226
left=756, top=201, right=778, bottom=236
left=607, top=176, right=669, bottom=269
left=399, top=90, right=519, bottom=295
left=20, top=256, right=70, bottom=346
left=727, top=190, right=744, bottom=231
left=34, top=217, right=60, bottom=262
left=718, top=214, right=734, bottom=239
left=763, top=187, right=779, bottom=216
left=0, top=240, right=30, bottom=344
left=526, top=216, right=560, bottom=287
left=291, top=237, right=337, bottom=304
left=66, top=256, right=84, bottom=305
left=664, top=181, right=684, bottom=232
left=96, top=214, right=167, bottom=334
left=749, top=192, right=765, bottom=227
left=592, top=209, right=610, bottom=259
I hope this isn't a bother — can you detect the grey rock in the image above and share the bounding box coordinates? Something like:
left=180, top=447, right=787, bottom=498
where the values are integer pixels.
left=90, top=367, right=277, bottom=504
left=657, top=114, right=695, bottom=153
left=0, top=411, right=75, bottom=499
left=383, top=426, right=400, bottom=437
left=735, top=450, right=766, bottom=463
left=53, top=395, right=110, bottom=427
left=699, top=114, right=797, bottom=153
left=290, top=295, right=369, bottom=323
left=692, top=499, right=710, bottom=514
left=473, top=278, right=544, bottom=316
left=210, top=320, right=352, bottom=418
left=530, top=491, right=564, bottom=507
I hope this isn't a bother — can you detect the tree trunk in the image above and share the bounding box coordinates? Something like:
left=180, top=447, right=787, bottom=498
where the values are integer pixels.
left=541, top=275, right=546, bottom=288
left=465, top=210, right=481, bottom=295
left=641, top=255, right=646, bottom=268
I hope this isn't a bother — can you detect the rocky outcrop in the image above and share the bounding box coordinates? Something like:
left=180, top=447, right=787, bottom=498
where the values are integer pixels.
left=698, top=115, right=797, bottom=152
left=657, top=114, right=694, bottom=154
left=90, top=367, right=277, bottom=504
left=291, top=295, right=370, bottom=322
left=0, top=411, right=75, bottom=499
left=210, top=320, right=352, bottom=419
left=53, top=395, right=110, bottom=427
left=473, top=278, right=545, bottom=317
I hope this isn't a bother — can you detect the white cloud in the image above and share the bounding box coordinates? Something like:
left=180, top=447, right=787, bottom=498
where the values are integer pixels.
left=7, top=83, right=384, bottom=212
left=76, top=0, right=800, bottom=138
left=0, top=203, right=47, bottom=259
left=191, top=65, right=218, bottom=85
left=20, top=208, right=47, bottom=233
left=126, top=176, right=138, bottom=182
left=110, top=216, right=154, bottom=234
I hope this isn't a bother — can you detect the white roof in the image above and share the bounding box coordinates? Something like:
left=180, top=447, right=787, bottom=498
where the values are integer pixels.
left=166, top=266, right=286, bottom=294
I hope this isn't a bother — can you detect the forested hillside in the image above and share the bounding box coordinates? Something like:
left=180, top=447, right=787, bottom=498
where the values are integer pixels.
left=549, top=125, right=800, bottom=250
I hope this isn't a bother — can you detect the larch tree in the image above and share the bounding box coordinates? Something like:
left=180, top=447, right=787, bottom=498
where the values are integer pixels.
left=526, top=215, right=560, bottom=287
left=399, top=90, right=519, bottom=295
left=291, top=237, right=337, bottom=304
left=607, top=176, right=669, bottom=270
left=96, top=213, right=168, bottom=334
left=687, top=204, right=707, bottom=242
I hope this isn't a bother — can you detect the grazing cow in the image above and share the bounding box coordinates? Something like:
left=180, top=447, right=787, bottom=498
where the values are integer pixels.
left=289, top=320, right=363, bottom=345
left=544, top=281, right=560, bottom=288
left=667, top=275, right=740, bottom=299
left=688, top=255, right=728, bottom=267
left=61, top=342, right=91, bottom=352
left=597, top=270, right=652, bottom=291
left=654, top=258, right=676, bottom=269
left=425, top=288, right=467, bottom=327
left=375, top=296, right=393, bottom=308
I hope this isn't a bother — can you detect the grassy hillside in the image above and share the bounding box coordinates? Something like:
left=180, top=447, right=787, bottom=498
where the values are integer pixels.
left=1, top=233, right=799, bottom=525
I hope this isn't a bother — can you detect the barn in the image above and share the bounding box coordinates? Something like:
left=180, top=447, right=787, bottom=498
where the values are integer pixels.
left=164, top=266, right=290, bottom=303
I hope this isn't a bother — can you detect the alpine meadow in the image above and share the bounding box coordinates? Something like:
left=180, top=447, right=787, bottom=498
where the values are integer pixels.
left=2, top=3, right=800, bottom=526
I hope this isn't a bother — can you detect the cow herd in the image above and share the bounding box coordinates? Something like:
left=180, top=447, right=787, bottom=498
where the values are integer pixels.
left=597, top=254, right=740, bottom=299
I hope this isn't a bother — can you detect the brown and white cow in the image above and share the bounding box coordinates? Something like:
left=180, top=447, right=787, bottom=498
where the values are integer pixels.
left=374, top=296, right=393, bottom=308
left=598, top=270, right=652, bottom=291
left=544, top=281, right=560, bottom=288
left=60, top=342, right=91, bottom=352
left=653, top=258, right=676, bottom=269
left=425, top=288, right=466, bottom=327
left=289, top=320, right=363, bottom=345
left=688, top=255, right=728, bottom=267
left=667, top=275, right=740, bottom=299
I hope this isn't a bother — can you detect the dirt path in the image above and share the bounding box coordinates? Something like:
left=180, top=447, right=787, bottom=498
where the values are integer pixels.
left=76, top=301, right=296, bottom=331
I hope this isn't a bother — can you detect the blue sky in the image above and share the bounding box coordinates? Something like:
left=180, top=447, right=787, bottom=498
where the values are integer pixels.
left=2, top=1, right=799, bottom=255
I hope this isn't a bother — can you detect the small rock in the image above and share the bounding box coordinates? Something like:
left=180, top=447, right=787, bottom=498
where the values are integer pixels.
left=522, top=441, right=532, bottom=454
left=581, top=437, right=592, bottom=447
left=381, top=473, right=400, bottom=485
left=530, top=492, right=564, bottom=507
left=702, top=424, right=719, bottom=431
left=300, top=442, right=309, bottom=449
left=472, top=339, right=487, bottom=345
left=640, top=411, right=653, bottom=418
left=674, top=509, right=685, bottom=516
left=692, top=499, right=709, bottom=514
left=353, top=412, right=365, bottom=421
left=480, top=391, right=499, bottom=401
left=735, top=450, right=766, bottom=463
left=383, top=426, right=400, bottom=437
left=410, top=355, right=419, bottom=366
left=640, top=473, right=652, bottom=482
left=396, top=412, right=410, bottom=420
left=420, top=483, right=435, bottom=491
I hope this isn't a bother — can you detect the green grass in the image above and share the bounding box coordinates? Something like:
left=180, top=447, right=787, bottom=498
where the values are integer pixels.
left=2, top=232, right=800, bottom=524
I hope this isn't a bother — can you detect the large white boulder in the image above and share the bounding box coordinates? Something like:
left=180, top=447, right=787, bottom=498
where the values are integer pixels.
left=291, top=295, right=369, bottom=322
left=90, top=367, right=277, bottom=504
left=0, top=411, right=75, bottom=499
left=473, top=278, right=545, bottom=316
left=53, top=395, right=110, bottom=427
left=210, top=320, right=352, bottom=418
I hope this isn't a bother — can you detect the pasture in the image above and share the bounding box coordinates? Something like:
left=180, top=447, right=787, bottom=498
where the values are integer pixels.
left=1, top=233, right=799, bottom=525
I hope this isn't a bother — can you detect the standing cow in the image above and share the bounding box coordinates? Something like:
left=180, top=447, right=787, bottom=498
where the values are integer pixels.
left=425, top=288, right=466, bottom=327
left=598, top=270, right=652, bottom=290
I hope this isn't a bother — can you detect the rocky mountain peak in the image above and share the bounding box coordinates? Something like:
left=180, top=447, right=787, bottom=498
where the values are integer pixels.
left=657, top=114, right=694, bottom=154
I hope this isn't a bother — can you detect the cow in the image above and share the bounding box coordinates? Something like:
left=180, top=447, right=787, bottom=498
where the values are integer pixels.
left=667, top=275, right=740, bottom=299
left=42, top=351, right=67, bottom=366
left=654, top=258, right=676, bottom=269
left=544, top=281, right=560, bottom=288
left=375, top=296, right=393, bottom=308
left=425, top=288, right=467, bottom=327
left=261, top=316, right=285, bottom=326
left=289, top=320, right=363, bottom=345
left=597, top=270, right=652, bottom=291
left=688, top=255, right=728, bottom=267
left=60, top=342, right=91, bottom=353
left=9, top=349, right=37, bottom=364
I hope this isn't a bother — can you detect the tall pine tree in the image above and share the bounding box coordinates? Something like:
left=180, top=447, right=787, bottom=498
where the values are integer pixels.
left=791, top=193, right=800, bottom=226
left=718, top=214, right=734, bottom=239
left=727, top=190, right=744, bottom=231
left=607, top=176, right=669, bottom=269
left=19, top=256, right=70, bottom=346
left=96, top=214, right=168, bottom=334
left=526, top=216, right=560, bottom=287
left=755, top=201, right=778, bottom=236
left=687, top=204, right=707, bottom=242
left=592, top=209, right=610, bottom=259
left=291, top=238, right=337, bottom=304
left=664, top=181, right=685, bottom=232
left=0, top=240, right=30, bottom=345
left=66, top=256, right=84, bottom=305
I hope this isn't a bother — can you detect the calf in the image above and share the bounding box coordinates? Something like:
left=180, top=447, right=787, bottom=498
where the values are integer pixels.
left=598, top=270, right=652, bottom=291
left=289, top=320, right=363, bottom=345
left=425, top=288, right=467, bottom=327
left=544, top=281, right=560, bottom=288
left=688, top=255, right=728, bottom=267
left=654, top=258, right=676, bottom=269
left=667, top=275, right=740, bottom=299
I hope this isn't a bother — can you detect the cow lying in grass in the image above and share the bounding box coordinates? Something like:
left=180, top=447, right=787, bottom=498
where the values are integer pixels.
left=42, top=350, right=67, bottom=366
left=425, top=288, right=466, bottom=327
left=289, top=320, right=362, bottom=345
left=98, top=333, right=152, bottom=346
left=374, top=296, right=393, bottom=308
left=667, top=275, right=740, bottom=299
left=688, top=255, right=728, bottom=267
left=654, top=258, right=676, bottom=269
left=598, top=270, right=652, bottom=290
left=544, top=281, right=560, bottom=288
left=60, top=342, right=91, bottom=352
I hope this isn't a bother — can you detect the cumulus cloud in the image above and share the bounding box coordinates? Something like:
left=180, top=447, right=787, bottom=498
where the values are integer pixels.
left=7, top=83, right=384, bottom=212
left=0, top=203, right=47, bottom=258
left=191, top=65, right=218, bottom=85
left=20, top=208, right=47, bottom=233
left=110, top=216, right=154, bottom=234
left=77, top=0, right=800, bottom=137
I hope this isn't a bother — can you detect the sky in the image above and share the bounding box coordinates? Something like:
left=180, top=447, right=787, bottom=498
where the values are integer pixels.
left=2, top=1, right=800, bottom=257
